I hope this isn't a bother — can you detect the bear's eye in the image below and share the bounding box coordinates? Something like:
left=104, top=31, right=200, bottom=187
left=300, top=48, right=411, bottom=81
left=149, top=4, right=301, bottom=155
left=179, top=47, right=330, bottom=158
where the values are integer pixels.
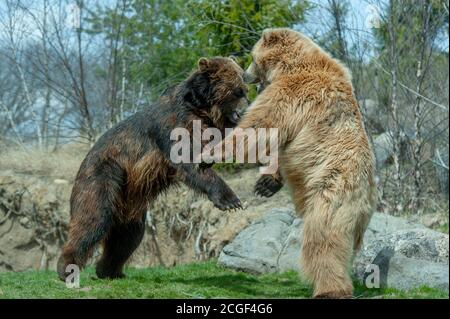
left=234, top=88, right=245, bottom=98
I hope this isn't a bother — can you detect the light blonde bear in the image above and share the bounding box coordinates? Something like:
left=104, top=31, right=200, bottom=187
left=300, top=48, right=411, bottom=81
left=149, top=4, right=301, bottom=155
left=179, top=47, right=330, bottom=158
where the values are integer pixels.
left=208, top=28, right=377, bottom=298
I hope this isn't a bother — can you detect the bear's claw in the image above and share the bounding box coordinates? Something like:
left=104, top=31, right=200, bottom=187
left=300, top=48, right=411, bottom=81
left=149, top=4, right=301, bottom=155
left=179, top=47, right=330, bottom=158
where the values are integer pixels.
left=254, top=175, right=283, bottom=198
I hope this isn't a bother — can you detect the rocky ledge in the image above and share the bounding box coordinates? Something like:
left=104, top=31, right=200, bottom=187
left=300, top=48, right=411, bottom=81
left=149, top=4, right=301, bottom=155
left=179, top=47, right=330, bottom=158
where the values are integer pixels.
left=218, top=208, right=449, bottom=291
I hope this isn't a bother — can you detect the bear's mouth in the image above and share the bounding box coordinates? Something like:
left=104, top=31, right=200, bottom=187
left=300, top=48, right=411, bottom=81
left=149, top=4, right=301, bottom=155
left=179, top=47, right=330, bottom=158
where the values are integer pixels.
left=256, top=80, right=270, bottom=93
left=226, top=110, right=242, bottom=125
left=243, top=72, right=259, bottom=84
left=256, top=83, right=265, bottom=93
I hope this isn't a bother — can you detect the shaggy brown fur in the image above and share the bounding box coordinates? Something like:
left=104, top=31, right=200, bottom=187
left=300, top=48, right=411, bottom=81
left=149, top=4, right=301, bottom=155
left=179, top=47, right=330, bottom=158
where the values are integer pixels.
left=57, top=57, right=248, bottom=281
left=210, top=29, right=377, bottom=298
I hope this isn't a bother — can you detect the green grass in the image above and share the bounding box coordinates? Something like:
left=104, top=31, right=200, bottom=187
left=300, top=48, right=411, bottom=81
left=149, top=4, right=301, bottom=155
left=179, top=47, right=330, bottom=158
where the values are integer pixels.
left=437, top=223, right=449, bottom=234
left=0, top=261, right=447, bottom=299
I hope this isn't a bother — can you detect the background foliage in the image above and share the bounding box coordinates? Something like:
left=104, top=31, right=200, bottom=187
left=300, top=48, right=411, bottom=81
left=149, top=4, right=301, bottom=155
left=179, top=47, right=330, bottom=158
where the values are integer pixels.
left=0, top=0, right=448, bottom=215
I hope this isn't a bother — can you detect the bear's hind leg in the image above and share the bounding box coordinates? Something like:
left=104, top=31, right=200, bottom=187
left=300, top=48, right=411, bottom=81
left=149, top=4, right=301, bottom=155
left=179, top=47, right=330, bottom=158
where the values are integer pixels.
left=95, top=213, right=146, bottom=279
left=299, top=197, right=356, bottom=299
left=57, top=211, right=112, bottom=281
left=58, top=164, right=127, bottom=282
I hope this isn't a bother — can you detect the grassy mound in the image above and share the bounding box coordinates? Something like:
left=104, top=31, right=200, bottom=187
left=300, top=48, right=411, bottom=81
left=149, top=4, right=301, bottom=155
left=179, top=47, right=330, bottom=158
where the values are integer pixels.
left=0, top=261, right=447, bottom=299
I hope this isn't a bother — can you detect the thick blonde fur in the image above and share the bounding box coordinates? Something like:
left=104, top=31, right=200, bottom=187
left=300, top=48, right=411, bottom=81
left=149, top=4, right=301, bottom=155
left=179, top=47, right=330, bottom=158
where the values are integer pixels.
left=214, top=28, right=377, bottom=298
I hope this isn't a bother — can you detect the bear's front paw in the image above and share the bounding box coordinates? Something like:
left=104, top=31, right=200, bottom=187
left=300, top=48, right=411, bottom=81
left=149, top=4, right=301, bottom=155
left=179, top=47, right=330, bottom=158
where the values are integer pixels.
left=254, top=175, right=283, bottom=197
left=209, top=188, right=242, bottom=211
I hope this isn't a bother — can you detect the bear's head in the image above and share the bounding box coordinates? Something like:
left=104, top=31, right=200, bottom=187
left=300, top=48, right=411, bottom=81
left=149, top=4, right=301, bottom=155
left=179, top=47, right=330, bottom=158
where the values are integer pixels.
left=244, top=28, right=314, bottom=87
left=183, top=56, right=248, bottom=129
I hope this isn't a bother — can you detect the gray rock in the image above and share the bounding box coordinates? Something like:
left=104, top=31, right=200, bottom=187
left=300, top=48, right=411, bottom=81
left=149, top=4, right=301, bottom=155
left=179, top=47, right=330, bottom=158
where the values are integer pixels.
left=355, top=227, right=448, bottom=266
left=372, top=131, right=412, bottom=169
left=359, top=99, right=378, bottom=119
left=386, top=255, right=448, bottom=291
left=218, top=208, right=449, bottom=292
left=419, top=213, right=447, bottom=229
left=361, top=251, right=449, bottom=291
left=219, top=208, right=301, bottom=274
left=373, top=133, right=394, bottom=168
left=359, top=99, right=387, bottom=134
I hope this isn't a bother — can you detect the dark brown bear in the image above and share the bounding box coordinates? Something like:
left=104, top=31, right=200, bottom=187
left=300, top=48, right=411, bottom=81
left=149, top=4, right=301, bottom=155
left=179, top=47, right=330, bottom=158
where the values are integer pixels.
left=57, top=57, right=248, bottom=281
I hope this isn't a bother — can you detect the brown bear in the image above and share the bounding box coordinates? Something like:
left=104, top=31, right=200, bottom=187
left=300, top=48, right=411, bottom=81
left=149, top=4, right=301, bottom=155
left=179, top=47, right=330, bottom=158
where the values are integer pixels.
left=209, top=29, right=377, bottom=298
left=57, top=57, right=248, bottom=281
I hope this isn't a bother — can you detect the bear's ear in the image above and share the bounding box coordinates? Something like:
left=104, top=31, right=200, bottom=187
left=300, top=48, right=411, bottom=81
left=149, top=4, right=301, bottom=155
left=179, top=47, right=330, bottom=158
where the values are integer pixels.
left=262, top=28, right=283, bottom=46
left=262, top=29, right=274, bottom=43
left=198, top=57, right=210, bottom=72
left=228, top=55, right=237, bottom=62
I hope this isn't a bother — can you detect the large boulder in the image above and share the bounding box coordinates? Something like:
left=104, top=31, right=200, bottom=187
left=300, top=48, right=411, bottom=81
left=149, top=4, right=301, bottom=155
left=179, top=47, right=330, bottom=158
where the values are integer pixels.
left=372, top=131, right=412, bottom=169
left=219, top=208, right=302, bottom=274
left=218, top=208, right=449, bottom=291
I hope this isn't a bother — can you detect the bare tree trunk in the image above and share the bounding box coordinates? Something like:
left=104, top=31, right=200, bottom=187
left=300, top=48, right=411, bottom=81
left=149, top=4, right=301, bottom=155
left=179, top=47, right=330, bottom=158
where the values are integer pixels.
left=17, top=60, right=42, bottom=147
left=4, top=0, right=43, bottom=148
left=106, top=30, right=119, bottom=128
left=0, top=100, right=27, bottom=152
left=105, top=0, right=128, bottom=128
left=42, top=0, right=51, bottom=149
left=388, top=0, right=403, bottom=213
left=53, top=98, right=69, bottom=152
left=118, top=59, right=126, bottom=122
left=411, top=0, right=433, bottom=211
left=75, top=0, right=95, bottom=145
left=328, top=0, right=348, bottom=63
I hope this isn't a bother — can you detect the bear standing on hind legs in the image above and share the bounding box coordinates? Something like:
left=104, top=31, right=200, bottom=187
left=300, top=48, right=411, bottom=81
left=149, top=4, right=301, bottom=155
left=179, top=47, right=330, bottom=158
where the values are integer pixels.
left=57, top=57, right=248, bottom=281
left=209, top=29, right=377, bottom=298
